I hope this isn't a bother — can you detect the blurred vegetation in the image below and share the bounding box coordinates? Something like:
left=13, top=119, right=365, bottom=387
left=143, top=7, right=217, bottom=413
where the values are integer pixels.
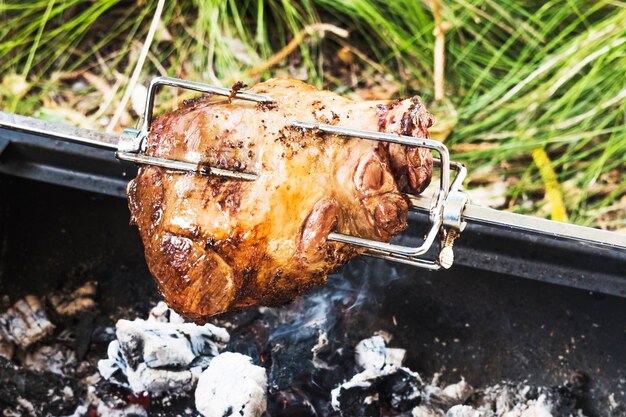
left=0, top=0, right=624, bottom=229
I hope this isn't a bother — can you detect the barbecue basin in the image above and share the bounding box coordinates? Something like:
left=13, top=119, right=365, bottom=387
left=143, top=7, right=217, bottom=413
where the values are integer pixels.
left=0, top=120, right=625, bottom=416
left=1, top=168, right=625, bottom=416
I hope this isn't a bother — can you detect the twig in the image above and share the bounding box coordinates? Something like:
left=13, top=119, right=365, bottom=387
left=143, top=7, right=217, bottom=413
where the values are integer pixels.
left=335, top=39, right=386, bottom=75
left=247, top=23, right=348, bottom=77
left=106, top=0, right=165, bottom=132
left=430, top=0, right=450, bottom=102
left=450, top=143, right=497, bottom=153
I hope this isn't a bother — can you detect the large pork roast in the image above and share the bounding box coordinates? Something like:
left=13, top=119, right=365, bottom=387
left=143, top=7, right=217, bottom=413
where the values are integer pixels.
left=128, top=79, right=433, bottom=319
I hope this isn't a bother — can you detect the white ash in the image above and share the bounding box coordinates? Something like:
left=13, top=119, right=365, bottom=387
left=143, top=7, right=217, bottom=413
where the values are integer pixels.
left=334, top=335, right=587, bottom=417
left=413, top=405, right=445, bottom=417
left=96, top=403, right=148, bottom=417
left=147, top=301, right=185, bottom=324
left=423, top=376, right=473, bottom=409
left=97, top=403, right=148, bottom=417
left=16, top=397, right=36, bottom=416
left=114, top=318, right=228, bottom=368
left=445, top=404, right=491, bottom=417
left=464, top=383, right=574, bottom=417
left=22, top=343, right=76, bottom=376
left=311, top=330, right=333, bottom=369
left=0, top=295, right=55, bottom=349
left=98, top=302, right=229, bottom=395
left=332, top=336, right=421, bottom=413
left=440, top=393, right=555, bottom=417
left=311, top=331, right=329, bottom=356
left=332, top=365, right=423, bottom=413
left=195, top=352, right=267, bottom=417
left=60, top=372, right=125, bottom=417
left=421, top=378, right=578, bottom=417
left=355, top=335, right=405, bottom=371
left=49, top=281, right=97, bottom=317
left=100, top=340, right=201, bottom=396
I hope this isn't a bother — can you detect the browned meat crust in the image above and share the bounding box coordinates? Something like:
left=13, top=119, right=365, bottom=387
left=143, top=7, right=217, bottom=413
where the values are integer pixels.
left=127, top=78, right=433, bottom=320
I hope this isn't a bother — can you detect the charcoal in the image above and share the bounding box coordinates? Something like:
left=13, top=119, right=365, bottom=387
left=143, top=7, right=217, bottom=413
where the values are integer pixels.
left=195, top=352, right=267, bottom=417
left=92, top=377, right=137, bottom=408
left=22, top=343, right=76, bottom=376
left=98, top=303, right=230, bottom=395
left=267, top=291, right=354, bottom=395
left=91, top=321, right=117, bottom=344
left=147, top=301, right=185, bottom=324
left=0, top=331, right=14, bottom=360
left=412, top=405, right=445, bottom=417
left=537, top=385, right=578, bottom=415
left=458, top=381, right=585, bottom=417
left=74, top=312, right=96, bottom=361
left=355, top=335, right=406, bottom=372
left=331, top=380, right=380, bottom=417
left=0, top=263, right=592, bottom=417
left=66, top=401, right=149, bottom=417
left=354, top=335, right=387, bottom=371
left=425, top=378, right=473, bottom=409
left=332, top=334, right=422, bottom=415
left=379, top=367, right=422, bottom=411
left=49, top=281, right=97, bottom=317
left=263, top=269, right=385, bottom=417
left=114, top=319, right=227, bottom=368
left=268, top=323, right=326, bottom=392
left=96, top=402, right=149, bottom=417
left=98, top=340, right=129, bottom=385
left=127, top=362, right=200, bottom=396
left=222, top=309, right=271, bottom=367
left=0, top=295, right=55, bottom=349
left=332, top=366, right=423, bottom=417
left=225, top=334, right=263, bottom=365
left=0, top=357, right=81, bottom=416
left=269, top=389, right=319, bottom=417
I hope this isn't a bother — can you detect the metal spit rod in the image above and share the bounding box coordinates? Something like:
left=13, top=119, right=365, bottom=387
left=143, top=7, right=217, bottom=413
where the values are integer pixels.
left=0, top=111, right=119, bottom=151
left=408, top=194, right=626, bottom=251
left=2, top=110, right=624, bottom=254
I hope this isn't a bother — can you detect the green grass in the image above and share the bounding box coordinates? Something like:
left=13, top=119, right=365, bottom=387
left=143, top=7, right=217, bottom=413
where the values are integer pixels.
left=0, top=0, right=624, bottom=229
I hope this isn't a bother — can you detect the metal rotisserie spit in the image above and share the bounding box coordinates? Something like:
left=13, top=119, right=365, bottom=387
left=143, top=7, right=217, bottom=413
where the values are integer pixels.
left=0, top=78, right=625, bottom=417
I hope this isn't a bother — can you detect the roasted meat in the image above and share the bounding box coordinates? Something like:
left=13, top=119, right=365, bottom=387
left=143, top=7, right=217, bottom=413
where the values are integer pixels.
left=127, top=79, right=433, bottom=319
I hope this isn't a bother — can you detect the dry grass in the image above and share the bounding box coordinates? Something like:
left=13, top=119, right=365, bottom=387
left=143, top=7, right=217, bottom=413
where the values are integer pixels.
left=0, top=0, right=624, bottom=229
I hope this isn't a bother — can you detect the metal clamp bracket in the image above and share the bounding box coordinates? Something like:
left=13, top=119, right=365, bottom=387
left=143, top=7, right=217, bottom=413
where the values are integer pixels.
left=292, top=121, right=468, bottom=270
left=115, top=76, right=271, bottom=181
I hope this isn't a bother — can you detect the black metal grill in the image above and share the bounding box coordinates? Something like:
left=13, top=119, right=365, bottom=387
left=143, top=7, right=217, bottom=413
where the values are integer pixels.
left=1, top=174, right=625, bottom=416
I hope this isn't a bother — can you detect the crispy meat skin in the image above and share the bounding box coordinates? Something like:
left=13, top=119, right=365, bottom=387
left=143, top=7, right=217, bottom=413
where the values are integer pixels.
left=127, top=79, right=433, bottom=320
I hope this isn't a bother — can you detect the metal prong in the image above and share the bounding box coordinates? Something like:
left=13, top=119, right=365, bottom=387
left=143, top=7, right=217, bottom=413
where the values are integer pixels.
left=292, top=120, right=454, bottom=260
left=366, top=252, right=443, bottom=270
left=117, top=152, right=257, bottom=181
left=292, top=120, right=438, bottom=148
left=119, top=76, right=268, bottom=181
left=142, top=76, right=274, bottom=133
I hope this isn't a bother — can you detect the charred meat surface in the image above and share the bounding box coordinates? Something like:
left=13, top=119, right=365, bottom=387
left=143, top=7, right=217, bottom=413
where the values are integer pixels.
left=127, top=78, right=434, bottom=319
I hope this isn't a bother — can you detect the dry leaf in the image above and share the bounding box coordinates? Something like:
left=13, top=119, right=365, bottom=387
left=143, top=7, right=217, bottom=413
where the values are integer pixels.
left=2, top=73, right=30, bottom=98
left=429, top=114, right=457, bottom=142
left=131, top=84, right=148, bottom=117
left=467, top=181, right=508, bottom=209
